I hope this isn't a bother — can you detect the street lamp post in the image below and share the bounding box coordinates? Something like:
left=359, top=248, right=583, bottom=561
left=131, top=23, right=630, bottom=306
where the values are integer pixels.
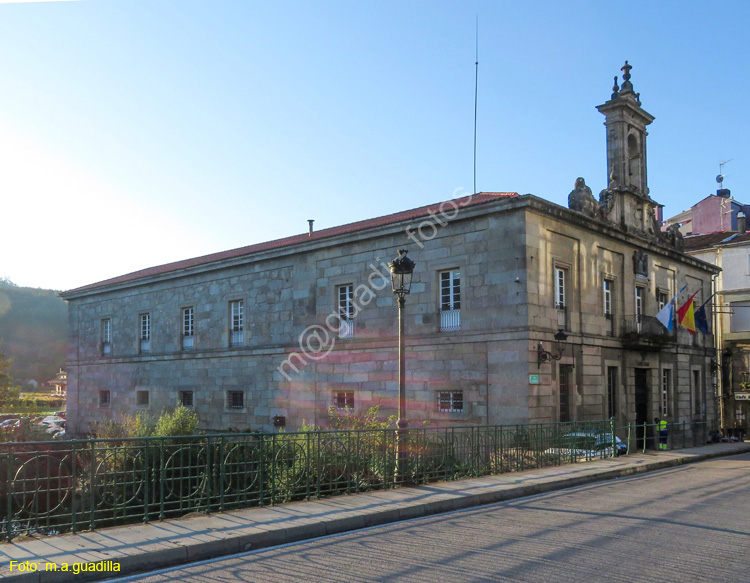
left=389, top=249, right=416, bottom=481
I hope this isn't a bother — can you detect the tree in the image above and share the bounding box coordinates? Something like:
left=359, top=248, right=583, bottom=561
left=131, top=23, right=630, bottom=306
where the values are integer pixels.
left=0, top=350, right=20, bottom=405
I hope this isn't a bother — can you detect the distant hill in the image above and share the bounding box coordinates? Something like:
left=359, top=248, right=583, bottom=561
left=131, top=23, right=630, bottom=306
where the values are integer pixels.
left=0, top=279, right=68, bottom=388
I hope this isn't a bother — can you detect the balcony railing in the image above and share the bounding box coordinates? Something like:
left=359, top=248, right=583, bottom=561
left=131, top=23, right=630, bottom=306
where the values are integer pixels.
left=339, top=319, right=354, bottom=339
left=231, top=330, right=244, bottom=347
left=440, top=309, right=461, bottom=332
left=620, top=315, right=674, bottom=350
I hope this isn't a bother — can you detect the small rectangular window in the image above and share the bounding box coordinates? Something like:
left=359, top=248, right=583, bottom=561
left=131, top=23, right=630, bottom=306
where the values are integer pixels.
left=136, top=390, right=150, bottom=407
left=338, top=285, right=355, bottom=338
left=657, top=291, right=669, bottom=311
left=554, top=267, right=567, bottom=309
left=230, top=300, right=244, bottom=347
left=99, top=390, right=111, bottom=408
left=333, top=391, right=354, bottom=410
left=182, top=307, right=194, bottom=350
left=101, top=319, right=112, bottom=356
left=439, top=270, right=461, bottom=332
left=227, top=390, right=244, bottom=410
left=603, top=279, right=613, bottom=317
left=179, top=390, right=194, bottom=408
left=140, top=314, right=151, bottom=353
left=437, top=390, right=464, bottom=413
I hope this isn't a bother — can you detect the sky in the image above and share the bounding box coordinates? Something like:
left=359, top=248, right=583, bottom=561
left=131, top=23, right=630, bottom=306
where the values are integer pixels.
left=1, top=0, right=748, bottom=292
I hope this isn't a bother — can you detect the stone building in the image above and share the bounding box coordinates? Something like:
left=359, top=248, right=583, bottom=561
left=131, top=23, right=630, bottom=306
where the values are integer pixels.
left=61, top=63, right=719, bottom=440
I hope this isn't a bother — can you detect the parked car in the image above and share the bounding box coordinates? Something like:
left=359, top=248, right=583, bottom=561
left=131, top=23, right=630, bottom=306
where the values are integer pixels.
left=45, top=423, right=65, bottom=435
left=545, top=432, right=626, bottom=461
left=0, top=419, right=20, bottom=429
left=54, top=411, right=66, bottom=419
left=38, top=415, right=66, bottom=427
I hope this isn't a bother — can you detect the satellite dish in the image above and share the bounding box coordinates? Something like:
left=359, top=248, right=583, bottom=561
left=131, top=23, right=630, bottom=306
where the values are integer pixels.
left=716, top=174, right=724, bottom=184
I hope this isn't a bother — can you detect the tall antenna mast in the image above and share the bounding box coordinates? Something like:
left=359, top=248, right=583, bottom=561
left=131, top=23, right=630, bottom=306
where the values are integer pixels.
left=473, top=15, right=479, bottom=195
left=716, top=158, right=733, bottom=188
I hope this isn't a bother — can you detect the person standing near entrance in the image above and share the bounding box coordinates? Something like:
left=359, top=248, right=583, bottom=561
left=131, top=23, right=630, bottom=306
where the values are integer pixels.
left=655, top=417, right=668, bottom=450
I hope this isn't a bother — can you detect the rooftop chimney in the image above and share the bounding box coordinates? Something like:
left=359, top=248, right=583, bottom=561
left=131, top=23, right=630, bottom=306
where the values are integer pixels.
left=717, top=188, right=731, bottom=198
left=738, top=212, right=747, bottom=234
left=308, top=220, right=314, bottom=236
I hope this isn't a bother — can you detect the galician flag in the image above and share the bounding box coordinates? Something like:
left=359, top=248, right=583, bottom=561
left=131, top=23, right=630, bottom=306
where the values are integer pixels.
left=677, top=290, right=700, bottom=335
left=655, top=285, right=687, bottom=331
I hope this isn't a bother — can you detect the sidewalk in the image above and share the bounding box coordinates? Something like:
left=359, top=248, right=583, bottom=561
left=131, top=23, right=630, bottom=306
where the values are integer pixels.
left=1, top=442, right=748, bottom=583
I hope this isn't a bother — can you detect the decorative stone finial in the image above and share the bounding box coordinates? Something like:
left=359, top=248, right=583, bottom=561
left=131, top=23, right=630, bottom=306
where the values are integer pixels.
left=620, top=61, right=634, bottom=93
left=612, top=76, right=620, bottom=99
left=622, top=61, right=632, bottom=82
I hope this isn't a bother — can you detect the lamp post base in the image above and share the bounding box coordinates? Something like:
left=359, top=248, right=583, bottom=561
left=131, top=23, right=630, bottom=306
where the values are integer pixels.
left=395, top=418, right=409, bottom=483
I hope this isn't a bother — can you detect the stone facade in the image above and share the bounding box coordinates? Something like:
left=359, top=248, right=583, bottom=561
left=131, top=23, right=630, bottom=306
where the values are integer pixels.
left=61, top=64, right=720, bottom=439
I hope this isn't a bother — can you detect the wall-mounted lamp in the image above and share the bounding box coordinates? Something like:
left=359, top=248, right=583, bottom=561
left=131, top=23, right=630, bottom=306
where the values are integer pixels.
left=537, top=329, right=568, bottom=368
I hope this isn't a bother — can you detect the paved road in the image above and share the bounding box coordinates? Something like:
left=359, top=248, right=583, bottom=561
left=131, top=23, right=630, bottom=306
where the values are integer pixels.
left=108, top=453, right=750, bottom=583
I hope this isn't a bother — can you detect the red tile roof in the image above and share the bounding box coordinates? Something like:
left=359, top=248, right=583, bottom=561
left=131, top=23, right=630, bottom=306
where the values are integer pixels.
left=684, top=230, right=750, bottom=251
left=63, top=192, right=518, bottom=296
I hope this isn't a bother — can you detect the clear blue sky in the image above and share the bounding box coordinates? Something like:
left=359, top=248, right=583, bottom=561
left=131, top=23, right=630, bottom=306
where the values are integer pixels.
left=2, top=0, right=748, bottom=291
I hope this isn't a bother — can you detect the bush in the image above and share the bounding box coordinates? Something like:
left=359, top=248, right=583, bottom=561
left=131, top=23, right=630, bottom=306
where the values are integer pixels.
left=153, top=406, right=198, bottom=437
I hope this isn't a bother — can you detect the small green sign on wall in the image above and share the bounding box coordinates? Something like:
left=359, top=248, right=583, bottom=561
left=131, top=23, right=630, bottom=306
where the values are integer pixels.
left=529, top=374, right=540, bottom=385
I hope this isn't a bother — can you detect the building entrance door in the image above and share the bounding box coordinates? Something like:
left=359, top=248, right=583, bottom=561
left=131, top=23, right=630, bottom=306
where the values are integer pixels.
left=635, top=368, right=650, bottom=449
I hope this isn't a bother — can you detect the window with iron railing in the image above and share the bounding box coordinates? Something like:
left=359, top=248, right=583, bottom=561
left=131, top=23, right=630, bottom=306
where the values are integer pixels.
left=182, top=307, right=194, bottom=350
left=101, top=319, right=112, bottom=356
left=230, top=300, right=244, bottom=347
left=338, top=284, right=355, bottom=338
left=439, top=270, right=461, bottom=332
left=140, top=313, right=151, bottom=353
left=604, top=279, right=614, bottom=336
left=437, top=390, right=464, bottom=413
left=226, top=390, right=244, bottom=410
left=179, top=390, right=194, bottom=408
left=333, top=391, right=354, bottom=410
left=555, top=267, right=569, bottom=330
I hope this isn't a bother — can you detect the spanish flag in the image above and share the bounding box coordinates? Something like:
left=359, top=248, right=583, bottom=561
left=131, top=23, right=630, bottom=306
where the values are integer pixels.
left=677, top=290, right=700, bottom=335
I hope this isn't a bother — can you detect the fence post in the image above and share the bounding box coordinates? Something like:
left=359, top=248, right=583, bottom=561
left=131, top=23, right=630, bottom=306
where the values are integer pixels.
left=610, top=417, right=616, bottom=458
left=6, top=446, right=13, bottom=542
left=70, top=442, right=78, bottom=534
left=627, top=423, right=631, bottom=455
left=143, top=438, right=150, bottom=523
left=159, top=438, right=165, bottom=521
left=205, top=435, right=212, bottom=514
left=89, top=439, right=96, bottom=531
left=642, top=422, right=647, bottom=454
left=259, top=434, right=265, bottom=506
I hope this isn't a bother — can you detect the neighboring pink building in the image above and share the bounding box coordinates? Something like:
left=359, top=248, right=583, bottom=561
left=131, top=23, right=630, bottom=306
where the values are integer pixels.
left=663, top=190, right=748, bottom=235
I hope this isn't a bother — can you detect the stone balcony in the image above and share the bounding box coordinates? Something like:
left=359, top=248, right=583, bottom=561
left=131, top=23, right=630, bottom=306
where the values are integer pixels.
left=620, top=315, right=675, bottom=351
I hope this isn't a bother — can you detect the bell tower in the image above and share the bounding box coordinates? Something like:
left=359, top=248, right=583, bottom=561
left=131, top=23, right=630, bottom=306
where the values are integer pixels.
left=597, top=62, right=659, bottom=235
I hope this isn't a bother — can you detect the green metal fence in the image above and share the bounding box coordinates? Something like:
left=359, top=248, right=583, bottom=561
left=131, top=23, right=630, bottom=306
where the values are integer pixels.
left=0, top=419, right=709, bottom=541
